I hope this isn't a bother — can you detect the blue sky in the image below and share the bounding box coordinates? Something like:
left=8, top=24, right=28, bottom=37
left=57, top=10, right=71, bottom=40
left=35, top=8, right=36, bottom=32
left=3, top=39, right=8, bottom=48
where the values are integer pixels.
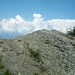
left=0, top=0, right=75, bottom=20
left=0, top=0, right=75, bottom=38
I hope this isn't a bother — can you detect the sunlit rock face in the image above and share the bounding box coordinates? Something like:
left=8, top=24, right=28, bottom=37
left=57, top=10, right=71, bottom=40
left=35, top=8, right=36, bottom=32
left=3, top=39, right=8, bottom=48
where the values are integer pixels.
left=0, top=29, right=75, bottom=75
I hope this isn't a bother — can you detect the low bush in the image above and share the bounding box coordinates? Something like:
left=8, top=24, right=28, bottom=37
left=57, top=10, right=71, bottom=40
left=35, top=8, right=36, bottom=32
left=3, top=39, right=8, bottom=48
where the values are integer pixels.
left=29, top=49, right=42, bottom=62
left=3, top=69, right=11, bottom=75
left=67, top=26, right=75, bottom=36
left=0, top=55, right=4, bottom=69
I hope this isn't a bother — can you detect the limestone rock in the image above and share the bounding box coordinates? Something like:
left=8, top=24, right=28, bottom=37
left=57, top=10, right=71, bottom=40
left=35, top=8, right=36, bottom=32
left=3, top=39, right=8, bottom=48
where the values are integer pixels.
left=0, top=29, right=75, bottom=75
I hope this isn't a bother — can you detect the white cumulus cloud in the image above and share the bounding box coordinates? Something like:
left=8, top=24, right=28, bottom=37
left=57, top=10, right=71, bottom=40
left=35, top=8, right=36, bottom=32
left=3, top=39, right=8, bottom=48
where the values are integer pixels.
left=0, top=13, right=75, bottom=35
left=48, top=19, right=75, bottom=33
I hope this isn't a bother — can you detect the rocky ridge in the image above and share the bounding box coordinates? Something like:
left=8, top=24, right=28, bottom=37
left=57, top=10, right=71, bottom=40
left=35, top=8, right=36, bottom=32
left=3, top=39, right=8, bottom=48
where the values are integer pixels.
left=0, top=29, right=75, bottom=75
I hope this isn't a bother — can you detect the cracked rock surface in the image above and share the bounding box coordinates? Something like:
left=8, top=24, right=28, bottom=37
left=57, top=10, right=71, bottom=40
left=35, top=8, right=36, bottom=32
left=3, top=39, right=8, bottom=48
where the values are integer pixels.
left=0, top=29, right=75, bottom=75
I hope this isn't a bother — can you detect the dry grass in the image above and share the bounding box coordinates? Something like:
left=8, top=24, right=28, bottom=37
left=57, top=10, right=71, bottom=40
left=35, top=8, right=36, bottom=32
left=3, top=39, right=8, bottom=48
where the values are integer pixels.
left=64, top=34, right=74, bottom=40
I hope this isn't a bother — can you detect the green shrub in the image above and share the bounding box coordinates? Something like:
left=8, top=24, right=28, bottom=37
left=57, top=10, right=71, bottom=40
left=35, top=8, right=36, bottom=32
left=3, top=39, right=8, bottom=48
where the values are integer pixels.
left=0, top=63, right=4, bottom=69
left=0, top=40, right=3, bottom=44
left=29, top=49, right=42, bottom=62
left=33, top=73, right=38, bottom=75
left=0, top=55, right=2, bottom=63
left=18, top=40, right=21, bottom=42
left=0, top=55, right=4, bottom=69
left=39, top=65, right=47, bottom=73
left=3, top=69, right=11, bottom=75
left=67, top=26, right=75, bottom=36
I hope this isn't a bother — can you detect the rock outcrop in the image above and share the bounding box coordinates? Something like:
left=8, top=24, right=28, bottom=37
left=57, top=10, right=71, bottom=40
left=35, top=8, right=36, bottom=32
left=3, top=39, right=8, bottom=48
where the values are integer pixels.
left=0, top=29, right=75, bottom=75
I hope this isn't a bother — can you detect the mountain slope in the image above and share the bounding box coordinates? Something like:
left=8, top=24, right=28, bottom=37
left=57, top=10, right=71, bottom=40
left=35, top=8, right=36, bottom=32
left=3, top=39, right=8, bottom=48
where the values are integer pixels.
left=0, top=29, right=75, bottom=75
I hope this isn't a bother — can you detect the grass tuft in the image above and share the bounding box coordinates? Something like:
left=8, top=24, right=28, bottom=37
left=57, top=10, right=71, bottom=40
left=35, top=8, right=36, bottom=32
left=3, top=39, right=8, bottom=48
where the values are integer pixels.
left=29, top=49, right=42, bottom=63
left=3, top=69, right=11, bottom=75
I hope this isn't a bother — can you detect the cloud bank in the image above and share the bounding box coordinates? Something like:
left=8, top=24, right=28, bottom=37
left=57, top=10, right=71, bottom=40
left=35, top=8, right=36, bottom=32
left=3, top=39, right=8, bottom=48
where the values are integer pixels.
left=0, top=13, right=75, bottom=36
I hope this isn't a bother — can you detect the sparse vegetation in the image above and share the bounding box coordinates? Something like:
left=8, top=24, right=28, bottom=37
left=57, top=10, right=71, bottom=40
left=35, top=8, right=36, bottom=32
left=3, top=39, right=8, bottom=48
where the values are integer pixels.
left=29, top=49, right=42, bottom=63
left=28, top=48, right=47, bottom=74
left=0, top=55, right=2, bottom=63
left=39, top=65, right=47, bottom=73
left=33, top=73, right=38, bottom=75
left=0, top=55, right=11, bottom=75
left=0, top=55, right=4, bottom=69
left=0, top=40, right=3, bottom=44
left=0, top=40, right=3, bottom=46
left=0, top=63, right=4, bottom=69
left=18, top=39, right=21, bottom=42
left=64, top=34, right=74, bottom=40
left=3, top=69, right=11, bottom=75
